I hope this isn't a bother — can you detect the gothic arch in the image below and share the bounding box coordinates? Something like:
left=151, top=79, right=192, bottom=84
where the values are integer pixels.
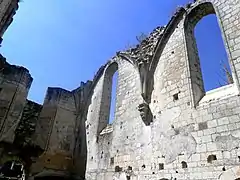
left=96, top=60, right=119, bottom=134
left=145, top=8, right=186, bottom=112
left=184, top=1, right=236, bottom=106
left=117, top=53, right=147, bottom=100
left=104, top=60, right=119, bottom=77
left=185, top=2, right=216, bottom=27
left=96, top=57, right=144, bottom=132
left=87, top=55, right=139, bottom=101
left=149, top=7, right=186, bottom=77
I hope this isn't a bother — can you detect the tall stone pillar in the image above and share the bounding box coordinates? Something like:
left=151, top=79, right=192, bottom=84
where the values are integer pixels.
left=0, top=55, right=33, bottom=143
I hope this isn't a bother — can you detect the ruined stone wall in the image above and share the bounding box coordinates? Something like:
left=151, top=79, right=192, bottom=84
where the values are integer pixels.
left=31, top=87, right=77, bottom=175
left=0, top=55, right=32, bottom=143
left=72, top=81, right=93, bottom=178
left=0, top=0, right=18, bottom=43
left=84, top=0, right=240, bottom=179
left=0, top=0, right=88, bottom=178
left=15, top=100, right=42, bottom=146
left=0, top=0, right=240, bottom=179
left=85, top=58, right=142, bottom=179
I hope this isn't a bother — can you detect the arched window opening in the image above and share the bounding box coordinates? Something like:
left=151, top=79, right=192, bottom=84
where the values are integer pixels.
left=98, top=62, right=118, bottom=134
left=109, top=71, right=118, bottom=124
left=194, top=14, right=232, bottom=91
left=185, top=2, right=233, bottom=106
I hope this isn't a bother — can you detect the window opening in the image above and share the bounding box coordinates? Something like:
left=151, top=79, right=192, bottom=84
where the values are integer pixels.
left=108, top=71, right=118, bottom=124
left=185, top=2, right=233, bottom=106
left=98, top=62, right=118, bottom=134
left=194, top=14, right=232, bottom=91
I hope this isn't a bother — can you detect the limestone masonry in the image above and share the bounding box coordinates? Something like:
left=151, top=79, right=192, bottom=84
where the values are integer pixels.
left=0, top=0, right=240, bottom=179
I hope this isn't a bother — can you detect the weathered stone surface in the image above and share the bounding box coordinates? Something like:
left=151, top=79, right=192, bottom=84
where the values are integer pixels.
left=0, top=0, right=240, bottom=179
left=84, top=0, right=240, bottom=179
left=0, top=0, right=19, bottom=42
left=0, top=55, right=32, bottom=143
left=15, top=100, right=42, bottom=146
left=219, top=166, right=240, bottom=180
left=215, top=134, right=240, bottom=151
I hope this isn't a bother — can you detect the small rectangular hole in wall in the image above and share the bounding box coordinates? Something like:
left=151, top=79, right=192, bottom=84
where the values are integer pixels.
left=207, top=154, right=217, bottom=163
left=159, top=163, right=164, bottom=170
left=110, top=157, right=114, bottom=165
left=0, top=88, right=2, bottom=93
left=181, top=161, right=188, bottom=169
left=115, top=166, right=122, bottom=172
left=198, top=122, right=208, bottom=130
left=173, top=93, right=179, bottom=101
left=127, top=166, right=132, bottom=170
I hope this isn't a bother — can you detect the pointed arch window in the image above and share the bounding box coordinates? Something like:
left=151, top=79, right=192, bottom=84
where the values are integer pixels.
left=195, top=14, right=232, bottom=91
left=98, top=62, right=118, bottom=134
left=185, top=2, right=233, bottom=106
left=109, top=71, right=118, bottom=124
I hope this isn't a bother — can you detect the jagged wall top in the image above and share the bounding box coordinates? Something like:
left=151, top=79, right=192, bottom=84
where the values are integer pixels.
left=114, top=0, right=203, bottom=68
left=0, top=54, right=33, bottom=89
left=121, top=26, right=165, bottom=65
left=0, top=0, right=20, bottom=41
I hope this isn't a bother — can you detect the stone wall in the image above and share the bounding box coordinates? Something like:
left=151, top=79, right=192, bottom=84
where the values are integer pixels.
left=0, top=0, right=18, bottom=43
left=31, top=87, right=77, bottom=175
left=0, top=55, right=32, bottom=143
left=0, top=0, right=240, bottom=179
left=84, top=0, right=240, bottom=179
left=30, top=81, right=92, bottom=178
left=15, top=100, right=42, bottom=146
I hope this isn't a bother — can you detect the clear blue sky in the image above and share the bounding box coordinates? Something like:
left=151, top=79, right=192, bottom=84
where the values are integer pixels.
left=1, top=0, right=230, bottom=107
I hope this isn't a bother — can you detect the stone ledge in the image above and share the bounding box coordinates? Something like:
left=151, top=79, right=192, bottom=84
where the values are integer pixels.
left=198, top=84, right=239, bottom=106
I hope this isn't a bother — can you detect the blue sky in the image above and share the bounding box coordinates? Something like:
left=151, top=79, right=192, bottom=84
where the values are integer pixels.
left=1, top=0, right=229, bottom=110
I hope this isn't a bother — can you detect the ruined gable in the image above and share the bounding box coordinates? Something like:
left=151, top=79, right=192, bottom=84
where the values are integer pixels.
left=84, top=0, right=240, bottom=179
left=0, top=0, right=240, bottom=179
